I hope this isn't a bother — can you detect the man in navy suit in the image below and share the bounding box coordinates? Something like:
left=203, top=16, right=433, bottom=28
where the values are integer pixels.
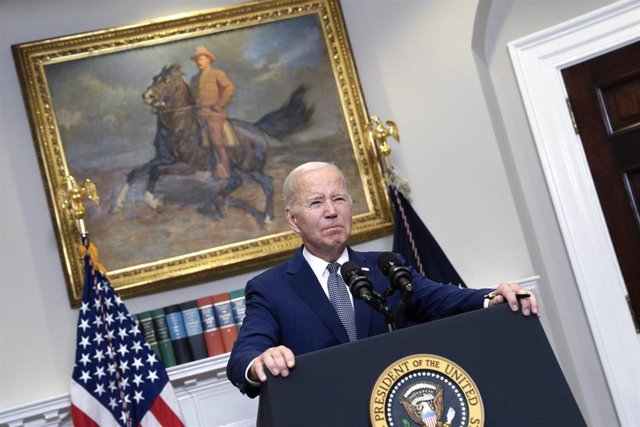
left=227, top=162, right=538, bottom=397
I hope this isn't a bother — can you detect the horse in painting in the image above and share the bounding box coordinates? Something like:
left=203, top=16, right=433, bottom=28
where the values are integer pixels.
left=110, top=63, right=313, bottom=224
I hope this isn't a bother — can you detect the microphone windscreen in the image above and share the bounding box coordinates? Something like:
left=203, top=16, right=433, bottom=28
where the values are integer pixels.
left=377, top=252, right=399, bottom=272
left=340, top=261, right=361, bottom=278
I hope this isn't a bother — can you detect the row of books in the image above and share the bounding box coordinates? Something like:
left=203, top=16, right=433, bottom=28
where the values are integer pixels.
left=135, top=289, right=246, bottom=368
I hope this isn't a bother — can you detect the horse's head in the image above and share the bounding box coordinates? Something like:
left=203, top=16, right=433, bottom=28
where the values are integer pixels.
left=142, top=63, right=187, bottom=111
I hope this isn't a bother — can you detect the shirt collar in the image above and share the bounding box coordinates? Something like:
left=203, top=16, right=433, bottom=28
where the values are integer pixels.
left=302, top=247, right=349, bottom=278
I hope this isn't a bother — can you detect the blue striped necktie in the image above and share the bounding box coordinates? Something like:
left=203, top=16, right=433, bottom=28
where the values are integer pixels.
left=327, top=262, right=358, bottom=342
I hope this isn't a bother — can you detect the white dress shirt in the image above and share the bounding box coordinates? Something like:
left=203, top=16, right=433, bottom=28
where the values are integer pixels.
left=301, top=247, right=354, bottom=306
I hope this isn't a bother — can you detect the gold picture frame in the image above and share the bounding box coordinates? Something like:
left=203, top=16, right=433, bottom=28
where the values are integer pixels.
left=13, top=0, right=392, bottom=307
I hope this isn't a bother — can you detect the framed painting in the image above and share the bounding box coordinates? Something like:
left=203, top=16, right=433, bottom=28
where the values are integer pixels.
left=13, top=0, right=393, bottom=307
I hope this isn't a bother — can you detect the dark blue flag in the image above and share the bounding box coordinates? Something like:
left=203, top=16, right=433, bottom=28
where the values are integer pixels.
left=390, top=185, right=466, bottom=287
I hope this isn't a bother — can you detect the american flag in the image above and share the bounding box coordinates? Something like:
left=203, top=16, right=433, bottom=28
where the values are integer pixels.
left=70, top=237, right=184, bottom=426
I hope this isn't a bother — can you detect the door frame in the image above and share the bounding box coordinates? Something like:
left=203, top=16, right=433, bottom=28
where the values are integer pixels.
left=508, top=1, right=640, bottom=425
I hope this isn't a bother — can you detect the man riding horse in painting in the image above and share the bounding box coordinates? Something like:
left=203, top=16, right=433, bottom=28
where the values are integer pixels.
left=190, top=46, right=237, bottom=180
left=110, top=58, right=313, bottom=225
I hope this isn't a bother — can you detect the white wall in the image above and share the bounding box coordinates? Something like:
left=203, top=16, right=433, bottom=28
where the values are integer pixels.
left=343, top=0, right=534, bottom=286
left=0, top=0, right=618, bottom=425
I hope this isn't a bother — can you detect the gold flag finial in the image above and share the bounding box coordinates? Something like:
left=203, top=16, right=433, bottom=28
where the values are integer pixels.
left=59, top=176, right=100, bottom=236
left=367, top=115, right=400, bottom=183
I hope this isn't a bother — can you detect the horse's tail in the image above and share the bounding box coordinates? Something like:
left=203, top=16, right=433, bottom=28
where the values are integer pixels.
left=254, top=85, right=314, bottom=138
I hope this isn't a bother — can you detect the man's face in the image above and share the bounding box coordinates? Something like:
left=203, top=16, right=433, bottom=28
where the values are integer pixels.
left=286, top=166, right=352, bottom=261
left=196, top=55, right=212, bottom=71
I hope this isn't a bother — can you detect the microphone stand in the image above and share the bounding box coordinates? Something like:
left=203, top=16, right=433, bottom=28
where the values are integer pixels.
left=382, top=282, right=413, bottom=328
left=362, top=291, right=396, bottom=332
left=395, top=288, right=412, bottom=327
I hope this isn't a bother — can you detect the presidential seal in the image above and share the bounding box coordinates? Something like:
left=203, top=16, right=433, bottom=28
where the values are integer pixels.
left=370, top=354, right=484, bottom=427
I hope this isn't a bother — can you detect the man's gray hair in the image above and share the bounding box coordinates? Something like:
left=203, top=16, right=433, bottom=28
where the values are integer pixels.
left=283, top=161, right=351, bottom=211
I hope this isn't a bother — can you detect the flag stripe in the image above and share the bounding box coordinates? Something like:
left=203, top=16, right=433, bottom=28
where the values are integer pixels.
left=142, top=384, right=184, bottom=427
left=71, top=405, right=101, bottom=427
left=71, top=380, right=119, bottom=426
left=138, top=410, right=159, bottom=427
left=158, top=383, right=184, bottom=422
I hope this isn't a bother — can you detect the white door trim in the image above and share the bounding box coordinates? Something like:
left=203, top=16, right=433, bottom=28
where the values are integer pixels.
left=508, top=1, right=640, bottom=425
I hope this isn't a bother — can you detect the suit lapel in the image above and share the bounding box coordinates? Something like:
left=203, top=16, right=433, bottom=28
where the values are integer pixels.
left=287, top=250, right=350, bottom=343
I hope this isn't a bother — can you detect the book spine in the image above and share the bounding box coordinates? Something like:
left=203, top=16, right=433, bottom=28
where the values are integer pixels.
left=179, top=300, right=208, bottom=361
left=164, top=304, right=193, bottom=365
left=136, top=311, right=162, bottom=362
left=150, top=308, right=177, bottom=368
left=212, top=293, right=239, bottom=353
left=196, top=296, right=225, bottom=357
left=229, top=289, right=246, bottom=329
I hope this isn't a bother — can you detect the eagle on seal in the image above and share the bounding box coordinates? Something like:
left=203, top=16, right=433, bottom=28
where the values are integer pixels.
left=399, top=382, right=444, bottom=427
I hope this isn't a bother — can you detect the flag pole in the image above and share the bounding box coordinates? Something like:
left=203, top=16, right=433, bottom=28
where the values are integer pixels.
left=59, top=175, right=100, bottom=238
left=367, top=115, right=400, bottom=187
left=367, top=115, right=412, bottom=200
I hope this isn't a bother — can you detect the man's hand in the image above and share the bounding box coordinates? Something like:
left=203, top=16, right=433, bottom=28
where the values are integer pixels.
left=487, top=282, right=539, bottom=316
left=249, top=345, right=296, bottom=383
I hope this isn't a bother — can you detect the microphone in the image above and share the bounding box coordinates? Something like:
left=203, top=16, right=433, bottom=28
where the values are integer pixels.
left=340, top=261, right=374, bottom=303
left=377, top=252, right=413, bottom=295
left=341, top=261, right=396, bottom=331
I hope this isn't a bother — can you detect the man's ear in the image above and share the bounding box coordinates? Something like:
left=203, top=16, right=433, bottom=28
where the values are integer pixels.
left=285, top=207, right=300, bottom=233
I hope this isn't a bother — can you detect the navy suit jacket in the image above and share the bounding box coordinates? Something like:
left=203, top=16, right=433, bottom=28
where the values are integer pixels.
left=226, top=247, right=489, bottom=397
